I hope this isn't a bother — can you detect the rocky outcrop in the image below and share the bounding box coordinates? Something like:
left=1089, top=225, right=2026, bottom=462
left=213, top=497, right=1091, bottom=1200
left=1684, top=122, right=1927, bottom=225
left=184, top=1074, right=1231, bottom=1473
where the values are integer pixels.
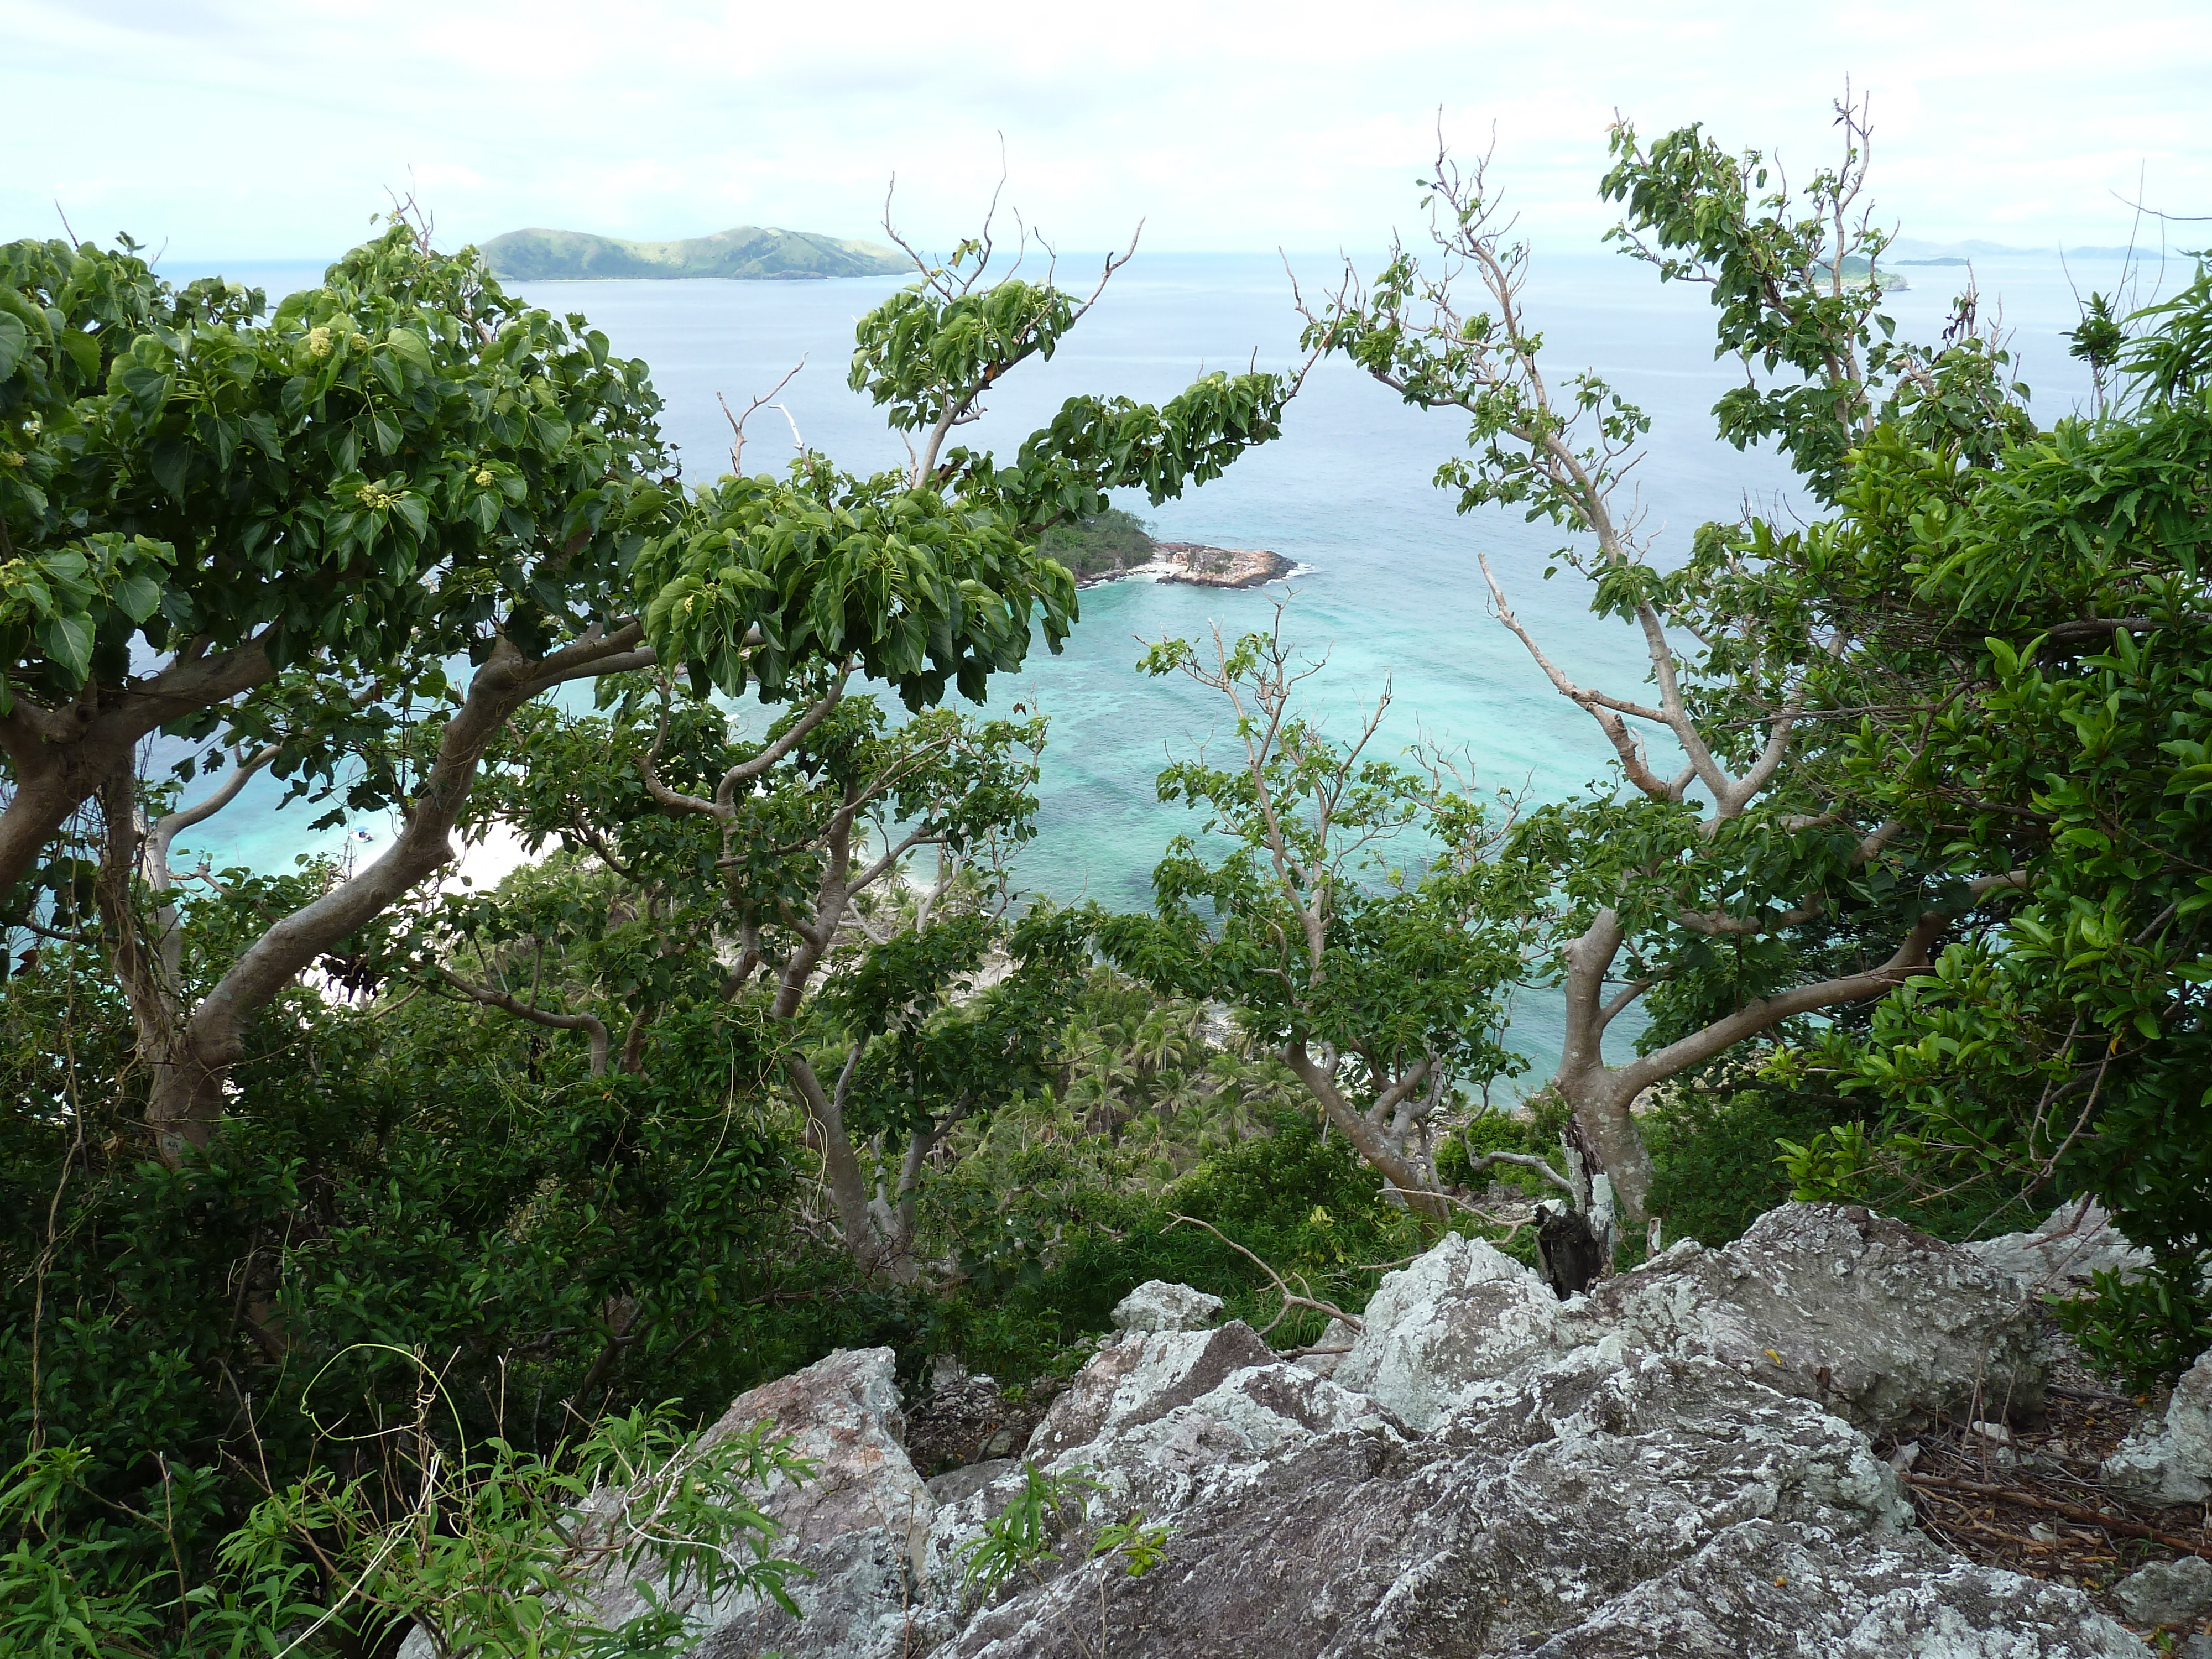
left=2103, top=1348, right=2212, bottom=1505
left=2113, top=1555, right=2212, bottom=1627
left=1559, top=1202, right=2046, bottom=1433
left=1329, top=1231, right=1561, bottom=1429
left=1110, top=1278, right=1224, bottom=1333
left=505, top=1204, right=2146, bottom=1658
left=932, top=1335, right=2133, bottom=1658
left=1152, top=542, right=1295, bottom=588
left=685, top=1347, right=930, bottom=1658
left=1966, top=1197, right=2150, bottom=1295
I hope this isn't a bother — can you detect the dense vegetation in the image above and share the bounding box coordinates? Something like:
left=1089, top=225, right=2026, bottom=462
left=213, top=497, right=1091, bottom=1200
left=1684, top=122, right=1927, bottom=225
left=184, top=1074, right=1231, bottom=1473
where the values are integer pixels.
left=3, top=105, right=2208, bottom=1653
left=1034, top=505, right=1156, bottom=580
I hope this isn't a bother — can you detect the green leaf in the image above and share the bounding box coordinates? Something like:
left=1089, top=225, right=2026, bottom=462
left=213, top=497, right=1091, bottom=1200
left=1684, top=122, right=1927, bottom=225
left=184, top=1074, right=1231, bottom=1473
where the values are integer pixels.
left=41, top=612, right=94, bottom=682
left=384, top=327, right=434, bottom=372
left=112, top=570, right=163, bottom=624
left=149, top=439, right=192, bottom=500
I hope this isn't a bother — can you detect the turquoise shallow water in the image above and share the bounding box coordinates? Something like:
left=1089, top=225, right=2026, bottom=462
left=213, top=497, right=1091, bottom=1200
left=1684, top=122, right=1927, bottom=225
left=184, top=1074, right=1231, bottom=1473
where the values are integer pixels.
left=155, top=246, right=2110, bottom=1083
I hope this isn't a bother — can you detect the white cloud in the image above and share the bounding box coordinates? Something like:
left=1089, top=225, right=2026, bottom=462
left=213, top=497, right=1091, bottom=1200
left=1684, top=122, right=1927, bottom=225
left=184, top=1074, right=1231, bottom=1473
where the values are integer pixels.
left=3, top=0, right=2205, bottom=259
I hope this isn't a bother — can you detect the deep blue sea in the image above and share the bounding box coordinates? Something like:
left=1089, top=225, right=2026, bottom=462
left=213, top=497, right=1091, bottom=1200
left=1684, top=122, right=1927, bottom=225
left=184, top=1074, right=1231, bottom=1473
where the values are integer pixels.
left=160, top=245, right=2117, bottom=1085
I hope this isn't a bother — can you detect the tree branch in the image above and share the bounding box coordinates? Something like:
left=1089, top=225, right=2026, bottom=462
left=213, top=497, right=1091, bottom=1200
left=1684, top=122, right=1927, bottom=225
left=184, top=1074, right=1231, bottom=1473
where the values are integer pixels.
left=437, top=966, right=611, bottom=1076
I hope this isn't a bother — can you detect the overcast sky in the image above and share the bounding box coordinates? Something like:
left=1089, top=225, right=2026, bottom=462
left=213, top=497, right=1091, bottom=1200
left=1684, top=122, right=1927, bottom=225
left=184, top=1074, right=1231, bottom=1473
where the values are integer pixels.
left=7, top=0, right=2207, bottom=263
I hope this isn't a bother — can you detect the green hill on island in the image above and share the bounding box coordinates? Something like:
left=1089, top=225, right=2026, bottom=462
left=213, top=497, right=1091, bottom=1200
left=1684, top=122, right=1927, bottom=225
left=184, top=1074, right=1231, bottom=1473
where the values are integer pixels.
left=479, top=225, right=910, bottom=281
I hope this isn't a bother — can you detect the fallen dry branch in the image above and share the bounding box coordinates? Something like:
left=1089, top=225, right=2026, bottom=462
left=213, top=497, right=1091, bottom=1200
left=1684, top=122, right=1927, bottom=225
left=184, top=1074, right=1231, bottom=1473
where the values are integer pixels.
left=1902, top=1473, right=2212, bottom=1557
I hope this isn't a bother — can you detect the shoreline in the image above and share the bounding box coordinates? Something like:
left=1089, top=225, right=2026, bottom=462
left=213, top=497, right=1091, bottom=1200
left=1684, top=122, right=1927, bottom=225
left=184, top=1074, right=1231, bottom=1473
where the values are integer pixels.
left=1076, top=542, right=1297, bottom=591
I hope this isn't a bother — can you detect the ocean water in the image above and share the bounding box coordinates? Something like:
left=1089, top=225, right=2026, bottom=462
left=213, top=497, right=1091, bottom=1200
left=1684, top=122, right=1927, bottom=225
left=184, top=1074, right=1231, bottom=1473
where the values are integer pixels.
left=158, top=244, right=2114, bottom=1083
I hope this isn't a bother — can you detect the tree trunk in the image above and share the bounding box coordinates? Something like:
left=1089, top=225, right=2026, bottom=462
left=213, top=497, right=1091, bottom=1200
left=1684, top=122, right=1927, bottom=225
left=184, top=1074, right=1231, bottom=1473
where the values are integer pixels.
left=145, top=1047, right=232, bottom=1166
left=1549, top=904, right=1953, bottom=1225
left=1551, top=908, right=1658, bottom=1220
left=0, top=636, right=277, bottom=900
left=95, top=628, right=651, bottom=1168
left=782, top=1053, right=906, bottom=1280
left=1285, top=1041, right=1451, bottom=1220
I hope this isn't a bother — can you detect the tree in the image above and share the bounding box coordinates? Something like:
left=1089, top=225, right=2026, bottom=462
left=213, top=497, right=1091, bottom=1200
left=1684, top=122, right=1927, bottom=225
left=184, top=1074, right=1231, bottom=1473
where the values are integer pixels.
left=1303, top=106, right=2034, bottom=1223
left=0, top=221, right=669, bottom=926
left=12, top=200, right=1299, bottom=1170
left=1, top=219, right=676, bottom=1164
left=453, top=671, right=1083, bottom=1279
left=1098, top=610, right=1536, bottom=1218
left=391, top=212, right=1307, bottom=1276
left=1784, top=256, right=2212, bottom=1363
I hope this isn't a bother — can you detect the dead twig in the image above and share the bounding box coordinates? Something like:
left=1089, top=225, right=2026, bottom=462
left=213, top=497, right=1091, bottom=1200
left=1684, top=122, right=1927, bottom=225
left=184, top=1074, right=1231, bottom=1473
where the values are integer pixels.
left=1164, top=1214, right=1361, bottom=1339
left=1901, top=1472, right=2212, bottom=1556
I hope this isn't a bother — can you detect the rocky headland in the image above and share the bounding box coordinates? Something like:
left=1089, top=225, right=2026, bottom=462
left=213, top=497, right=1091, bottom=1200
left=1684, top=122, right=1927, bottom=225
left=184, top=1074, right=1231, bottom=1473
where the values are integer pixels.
left=409, top=1200, right=2212, bottom=1658
left=1079, top=541, right=1296, bottom=591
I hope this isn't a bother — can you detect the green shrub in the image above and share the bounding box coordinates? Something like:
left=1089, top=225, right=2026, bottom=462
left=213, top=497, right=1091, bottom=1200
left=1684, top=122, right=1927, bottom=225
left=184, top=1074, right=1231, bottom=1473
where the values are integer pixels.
left=2052, top=1257, right=2212, bottom=1392
left=1644, top=1084, right=1846, bottom=1245
left=1035, top=508, right=1156, bottom=580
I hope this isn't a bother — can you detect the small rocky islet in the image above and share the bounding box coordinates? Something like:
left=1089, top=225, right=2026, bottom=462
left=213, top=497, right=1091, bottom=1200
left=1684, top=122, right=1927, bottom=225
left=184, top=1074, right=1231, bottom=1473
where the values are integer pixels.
left=1079, top=541, right=1296, bottom=591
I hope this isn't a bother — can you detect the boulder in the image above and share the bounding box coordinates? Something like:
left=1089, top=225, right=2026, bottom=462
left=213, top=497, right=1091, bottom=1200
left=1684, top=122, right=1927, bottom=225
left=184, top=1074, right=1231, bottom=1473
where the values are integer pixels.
left=697, top=1345, right=932, bottom=1574
left=2103, top=1348, right=2212, bottom=1505
left=1967, top=1197, right=2150, bottom=1295
left=2113, top=1554, right=2212, bottom=1627
left=925, top=1457, right=1020, bottom=1507
left=1111, top=1278, right=1224, bottom=1333
left=1022, top=1320, right=1278, bottom=1462
left=682, top=1346, right=934, bottom=1659
left=1561, top=1202, right=2046, bottom=1434
left=403, top=1202, right=2146, bottom=1658
left=1331, top=1232, right=1562, bottom=1429
left=937, top=1338, right=2136, bottom=1658
left=396, top=1347, right=931, bottom=1659
left=1522, top=1517, right=2143, bottom=1657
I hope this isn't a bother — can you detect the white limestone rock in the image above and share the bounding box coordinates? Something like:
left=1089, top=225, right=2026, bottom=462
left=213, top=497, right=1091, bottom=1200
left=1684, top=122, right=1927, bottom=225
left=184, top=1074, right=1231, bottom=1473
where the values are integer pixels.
left=1966, top=1198, right=2150, bottom=1296
left=1330, top=1230, right=1563, bottom=1430
left=2103, top=1347, right=2212, bottom=1506
left=1560, top=1202, right=2046, bottom=1434
left=2113, top=1554, right=2212, bottom=1627
left=1110, top=1279, right=1224, bottom=1334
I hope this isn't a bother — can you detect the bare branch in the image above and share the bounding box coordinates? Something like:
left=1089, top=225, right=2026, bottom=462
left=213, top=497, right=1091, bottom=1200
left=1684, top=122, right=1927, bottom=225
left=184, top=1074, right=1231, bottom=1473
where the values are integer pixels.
left=436, top=966, right=611, bottom=1076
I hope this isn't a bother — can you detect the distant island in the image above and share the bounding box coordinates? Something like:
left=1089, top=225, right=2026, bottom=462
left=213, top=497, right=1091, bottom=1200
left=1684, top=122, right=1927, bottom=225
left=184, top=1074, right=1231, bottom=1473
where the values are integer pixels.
left=479, top=225, right=910, bottom=282
left=1812, top=254, right=1908, bottom=291
left=1039, top=508, right=1295, bottom=590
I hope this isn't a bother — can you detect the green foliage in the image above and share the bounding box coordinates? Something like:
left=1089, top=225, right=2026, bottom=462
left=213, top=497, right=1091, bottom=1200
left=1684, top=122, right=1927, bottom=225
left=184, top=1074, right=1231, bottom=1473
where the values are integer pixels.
left=2052, top=1258, right=2212, bottom=1394
left=1035, top=507, right=1155, bottom=581
left=1097, top=614, right=1536, bottom=1203
left=1644, top=1083, right=1850, bottom=1245
left=638, top=235, right=1292, bottom=709
left=958, top=1462, right=1096, bottom=1605
left=1088, top=1511, right=1171, bottom=1580
left=1, top=915, right=828, bottom=1647
left=0, top=1400, right=810, bottom=1658
left=0, top=219, right=669, bottom=743
left=929, top=1098, right=1435, bottom=1380
left=1600, top=106, right=2030, bottom=498
left=1798, top=270, right=2212, bottom=1342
